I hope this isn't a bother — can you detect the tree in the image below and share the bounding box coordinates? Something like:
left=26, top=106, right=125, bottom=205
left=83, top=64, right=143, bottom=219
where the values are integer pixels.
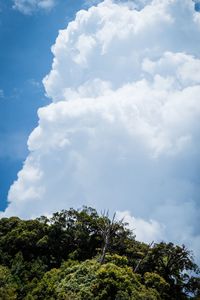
left=0, top=265, right=17, bottom=300
left=98, top=212, right=119, bottom=264
left=139, top=242, right=199, bottom=299
left=0, top=208, right=199, bottom=299
left=43, top=257, right=161, bottom=300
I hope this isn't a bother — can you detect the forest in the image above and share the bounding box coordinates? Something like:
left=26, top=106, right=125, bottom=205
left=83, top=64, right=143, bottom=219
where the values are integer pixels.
left=0, top=206, right=199, bottom=299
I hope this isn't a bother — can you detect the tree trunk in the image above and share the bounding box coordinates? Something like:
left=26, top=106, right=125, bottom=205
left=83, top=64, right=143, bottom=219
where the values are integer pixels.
left=100, top=233, right=110, bottom=264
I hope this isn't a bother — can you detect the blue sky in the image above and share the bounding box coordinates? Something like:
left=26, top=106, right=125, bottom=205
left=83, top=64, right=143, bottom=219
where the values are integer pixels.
left=0, top=0, right=87, bottom=210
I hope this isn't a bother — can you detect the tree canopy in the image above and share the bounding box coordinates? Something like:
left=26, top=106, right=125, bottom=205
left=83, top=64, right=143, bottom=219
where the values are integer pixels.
left=0, top=207, right=199, bottom=299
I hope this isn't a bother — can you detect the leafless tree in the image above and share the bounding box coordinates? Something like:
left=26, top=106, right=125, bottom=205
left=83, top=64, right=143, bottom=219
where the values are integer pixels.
left=134, top=241, right=154, bottom=272
left=98, top=210, right=123, bottom=264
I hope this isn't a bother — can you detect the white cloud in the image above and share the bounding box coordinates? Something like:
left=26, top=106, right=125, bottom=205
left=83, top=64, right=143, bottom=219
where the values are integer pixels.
left=116, top=211, right=165, bottom=244
left=13, top=0, right=56, bottom=14
left=3, top=0, right=200, bottom=261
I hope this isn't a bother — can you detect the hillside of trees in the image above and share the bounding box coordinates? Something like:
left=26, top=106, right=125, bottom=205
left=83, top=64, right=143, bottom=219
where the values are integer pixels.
left=0, top=206, right=199, bottom=299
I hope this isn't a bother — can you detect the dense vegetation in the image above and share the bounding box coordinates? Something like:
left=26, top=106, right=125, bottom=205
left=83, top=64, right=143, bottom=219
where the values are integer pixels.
left=0, top=207, right=199, bottom=299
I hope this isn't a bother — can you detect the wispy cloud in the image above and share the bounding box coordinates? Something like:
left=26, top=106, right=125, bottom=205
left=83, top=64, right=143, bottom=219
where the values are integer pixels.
left=0, top=132, right=28, bottom=160
left=12, top=0, right=56, bottom=15
left=0, top=89, right=4, bottom=99
left=84, top=0, right=103, bottom=7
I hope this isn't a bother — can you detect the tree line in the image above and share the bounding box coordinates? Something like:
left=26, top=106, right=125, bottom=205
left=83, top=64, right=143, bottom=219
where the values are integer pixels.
left=0, top=206, right=199, bottom=299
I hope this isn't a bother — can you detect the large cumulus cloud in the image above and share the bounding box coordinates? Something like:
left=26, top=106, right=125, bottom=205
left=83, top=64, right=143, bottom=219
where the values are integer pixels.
left=3, top=0, right=200, bottom=260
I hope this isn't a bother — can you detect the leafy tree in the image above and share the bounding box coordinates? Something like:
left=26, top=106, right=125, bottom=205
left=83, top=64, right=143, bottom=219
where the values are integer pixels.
left=29, top=268, right=61, bottom=300
left=41, top=257, right=161, bottom=300
left=0, top=207, right=199, bottom=299
left=0, top=265, right=17, bottom=299
left=139, top=242, right=199, bottom=299
left=144, top=272, right=170, bottom=299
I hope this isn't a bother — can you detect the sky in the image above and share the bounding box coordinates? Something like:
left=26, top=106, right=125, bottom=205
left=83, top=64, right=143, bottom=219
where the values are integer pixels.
left=0, top=0, right=200, bottom=262
left=0, top=0, right=87, bottom=211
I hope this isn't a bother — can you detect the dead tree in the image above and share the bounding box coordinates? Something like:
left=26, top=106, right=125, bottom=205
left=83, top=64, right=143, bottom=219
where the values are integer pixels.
left=98, top=211, right=123, bottom=264
left=134, top=241, right=154, bottom=272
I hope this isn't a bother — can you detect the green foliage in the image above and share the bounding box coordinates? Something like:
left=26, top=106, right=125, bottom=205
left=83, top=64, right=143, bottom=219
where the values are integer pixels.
left=0, top=207, right=199, bottom=299
left=103, top=253, right=128, bottom=266
left=139, top=242, right=199, bottom=299
left=30, top=268, right=61, bottom=299
left=32, top=258, right=160, bottom=300
left=0, top=265, right=17, bottom=299
left=93, top=261, right=158, bottom=300
left=144, top=272, right=170, bottom=299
